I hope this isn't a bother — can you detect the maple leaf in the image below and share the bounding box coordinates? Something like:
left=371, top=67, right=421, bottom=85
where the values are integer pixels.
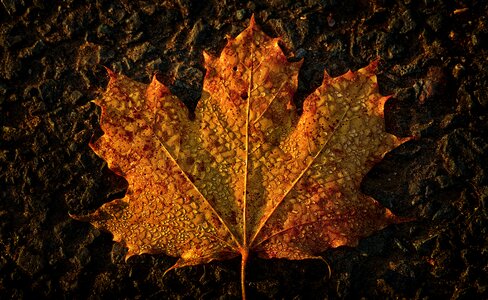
left=71, top=16, right=410, bottom=298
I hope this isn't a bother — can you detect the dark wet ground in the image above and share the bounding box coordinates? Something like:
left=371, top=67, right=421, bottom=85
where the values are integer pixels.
left=1, top=1, right=487, bottom=299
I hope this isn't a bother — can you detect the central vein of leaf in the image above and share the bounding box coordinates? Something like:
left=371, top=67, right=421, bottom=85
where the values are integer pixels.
left=242, top=34, right=255, bottom=250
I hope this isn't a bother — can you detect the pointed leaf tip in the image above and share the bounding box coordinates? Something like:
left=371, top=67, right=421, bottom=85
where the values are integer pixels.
left=102, top=66, right=116, bottom=78
left=249, top=14, right=256, bottom=27
left=361, top=59, right=380, bottom=76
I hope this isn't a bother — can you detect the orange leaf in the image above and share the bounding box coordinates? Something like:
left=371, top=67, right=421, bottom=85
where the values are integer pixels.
left=71, top=16, right=411, bottom=299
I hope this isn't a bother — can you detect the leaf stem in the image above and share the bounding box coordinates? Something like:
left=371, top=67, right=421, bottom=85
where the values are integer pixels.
left=240, top=248, right=249, bottom=300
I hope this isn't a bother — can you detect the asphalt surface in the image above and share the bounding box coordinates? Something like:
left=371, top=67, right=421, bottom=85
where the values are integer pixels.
left=1, top=1, right=487, bottom=299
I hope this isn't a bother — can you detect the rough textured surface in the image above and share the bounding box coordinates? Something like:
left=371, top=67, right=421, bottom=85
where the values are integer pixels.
left=71, top=20, right=409, bottom=279
left=1, top=1, right=487, bottom=299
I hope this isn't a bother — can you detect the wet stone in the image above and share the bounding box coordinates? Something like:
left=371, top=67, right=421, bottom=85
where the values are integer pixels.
left=383, top=268, right=416, bottom=297
left=426, top=14, right=445, bottom=33
left=413, top=234, right=437, bottom=255
left=127, top=42, right=153, bottom=63
left=18, top=39, right=46, bottom=59
left=39, top=79, right=59, bottom=102
left=76, top=43, right=101, bottom=70
left=62, top=11, right=85, bottom=38
left=141, top=3, right=156, bottom=16
left=452, top=63, right=465, bottom=79
left=97, top=23, right=113, bottom=40
left=68, top=90, right=84, bottom=105
left=125, top=13, right=142, bottom=33
left=439, top=129, right=481, bottom=178
left=105, top=2, right=126, bottom=24
left=1, top=51, right=22, bottom=80
left=236, top=9, right=247, bottom=21
left=147, top=58, right=163, bottom=73
left=473, top=88, right=488, bottom=108
left=16, top=247, right=45, bottom=275
left=1, top=0, right=27, bottom=16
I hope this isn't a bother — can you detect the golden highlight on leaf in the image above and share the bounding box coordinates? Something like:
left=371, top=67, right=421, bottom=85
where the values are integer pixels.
left=71, top=16, right=410, bottom=298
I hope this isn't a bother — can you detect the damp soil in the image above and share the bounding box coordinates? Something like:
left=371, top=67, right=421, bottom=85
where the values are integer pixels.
left=1, top=1, right=487, bottom=299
